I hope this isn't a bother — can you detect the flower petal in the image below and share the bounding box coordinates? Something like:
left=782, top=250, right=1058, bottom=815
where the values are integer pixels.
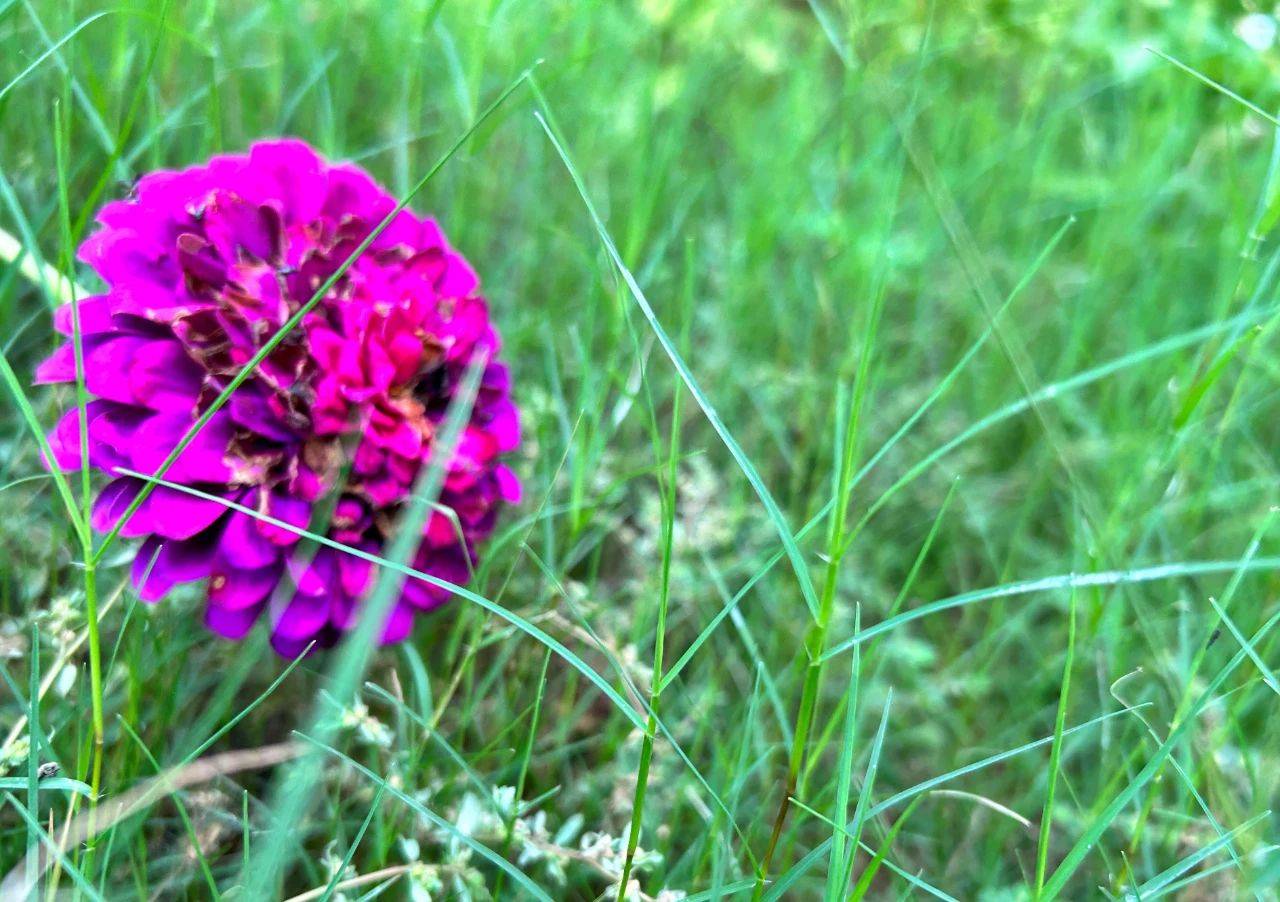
left=132, top=531, right=222, bottom=602
left=206, top=601, right=265, bottom=640
left=120, top=485, right=233, bottom=541
left=209, top=560, right=282, bottom=610
left=131, top=412, right=234, bottom=484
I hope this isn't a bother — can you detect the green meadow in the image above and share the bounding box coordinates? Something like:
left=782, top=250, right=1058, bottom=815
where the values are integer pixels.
left=2, top=0, right=1280, bottom=898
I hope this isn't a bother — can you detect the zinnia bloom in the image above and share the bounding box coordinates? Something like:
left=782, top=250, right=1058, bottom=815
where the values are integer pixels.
left=36, top=140, right=521, bottom=656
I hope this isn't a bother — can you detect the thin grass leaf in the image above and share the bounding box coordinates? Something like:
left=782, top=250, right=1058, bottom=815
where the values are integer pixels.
left=17, top=2, right=117, bottom=160
left=1173, top=326, right=1260, bottom=428
left=1149, top=847, right=1280, bottom=899
left=849, top=795, right=927, bottom=901
left=0, top=343, right=85, bottom=542
left=116, top=717, right=220, bottom=899
left=846, top=305, right=1280, bottom=548
left=1146, top=47, right=1280, bottom=128
left=0, top=777, right=92, bottom=798
left=0, top=11, right=111, bottom=103
left=23, top=623, right=38, bottom=895
left=1035, top=587, right=1077, bottom=896
left=659, top=507, right=827, bottom=694
left=318, top=779, right=388, bottom=902
left=822, top=557, right=1280, bottom=662
left=826, top=605, right=860, bottom=902
left=113, top=467, right=646, bottom=731
left=532, top=91, right=823, bottom=623
left=1208, top=596, right=1280, bottom=694
left=787, top=796, right=954, bottom=902
left=842, top=689, right=892, bottom=895
left=362, top=682, right=491, bottom=798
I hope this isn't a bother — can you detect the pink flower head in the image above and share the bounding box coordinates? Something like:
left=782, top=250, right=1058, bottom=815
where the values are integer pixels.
left=37, top=140, right=522, bottom=656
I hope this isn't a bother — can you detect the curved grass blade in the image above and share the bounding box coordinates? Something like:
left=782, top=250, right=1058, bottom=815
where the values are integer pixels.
left=532, top=92, right=823, bottom=623
left=0, top=777, right=93, bottom=798
left=0, top=11, right=111, bottom=103
left=822, top=557, right=1280, bottom=662
left=115, top=467, right=646, bottom=732
left=0, top=345, right=85, bottom=542
left=668, top=305, right=1274, bottom=691
left=842, top=689, right=892, bottom=896
left=786, top=796, right=954, bottom=902
left=1208, top=596, right=1280, bottom=694
left=842, top=306, right=1280, bottom=553
left=319, top=779, right=388, bottom=902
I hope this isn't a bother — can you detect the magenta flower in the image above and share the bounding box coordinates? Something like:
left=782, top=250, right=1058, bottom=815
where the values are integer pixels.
left=36, top=140, right=521, bottom=656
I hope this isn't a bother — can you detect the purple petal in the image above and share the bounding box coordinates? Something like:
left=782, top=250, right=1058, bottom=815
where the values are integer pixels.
left=247, top=140, right=327, bottom=224
left=481, top=362, right=510, bottom=393
left=228, top=386, right=297, bottom=442
left=495, top=465, right=522, bottom=505
left=209, top=560, right=282, bottom=610
left=33, top=343, right=78, bottom=385
left=78, top=228, right=165, bottom=285
left=201, top=194, right=282, bottom=263
left=286, top=549, right=336, bottom=598
left=90, top=478, right=142, bottom=532
left=84, top=336, right=151, bottom=404
left=205, top=601, right=265, bottom=640
left=271, top=593, right=331, bottom=640
left=53, top=296, right=115, bottom=336
left=131, top=412, right=233, bottom=484
left=256, top=492, right=311, bottom=546
left=338, top=553, right=374, bottom=599
left=439, top=252, right=479, bottom=298
left=120, top=485, right=233, bottom=540
left=88, top=403, right=152, bottom=462
left=132, top=531, right=221, bottom=602
left=403, top=553, right=469, bottom=611
left=269, top=631, right=321, bottom=658
left=485, top=399, right=521, bottom=453
left=221, top=502, right=283, bottom=569
left=379, top=602, right=414, bottom=644
left=44, top=406, right=88, bottom=471
left=322, top=165, right=388, bottom=222
left=128, top=340, right=203, bottom=411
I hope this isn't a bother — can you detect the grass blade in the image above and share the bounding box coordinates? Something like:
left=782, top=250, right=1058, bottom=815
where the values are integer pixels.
left=826, top=606, right=860, bottom=902
left=531, top=89, right=823, bottom=623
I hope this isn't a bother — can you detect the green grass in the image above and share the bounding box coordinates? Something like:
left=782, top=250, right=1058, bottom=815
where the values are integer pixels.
left=2, top=0, right=1280, bottom=897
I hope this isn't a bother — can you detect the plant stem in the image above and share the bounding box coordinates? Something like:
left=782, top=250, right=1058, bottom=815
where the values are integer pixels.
left=617, top=374, right=682, bottom=900
left=78, top=560, right=105, bottom=882
left=757, top=385, right=877, bottom=894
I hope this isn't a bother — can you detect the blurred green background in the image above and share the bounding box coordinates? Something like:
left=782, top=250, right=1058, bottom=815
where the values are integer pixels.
left=3, top=0, right=1280, bottom=898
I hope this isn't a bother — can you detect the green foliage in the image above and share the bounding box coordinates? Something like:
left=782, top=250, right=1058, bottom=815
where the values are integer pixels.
left=2, top=0, right=1280, bottom=897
